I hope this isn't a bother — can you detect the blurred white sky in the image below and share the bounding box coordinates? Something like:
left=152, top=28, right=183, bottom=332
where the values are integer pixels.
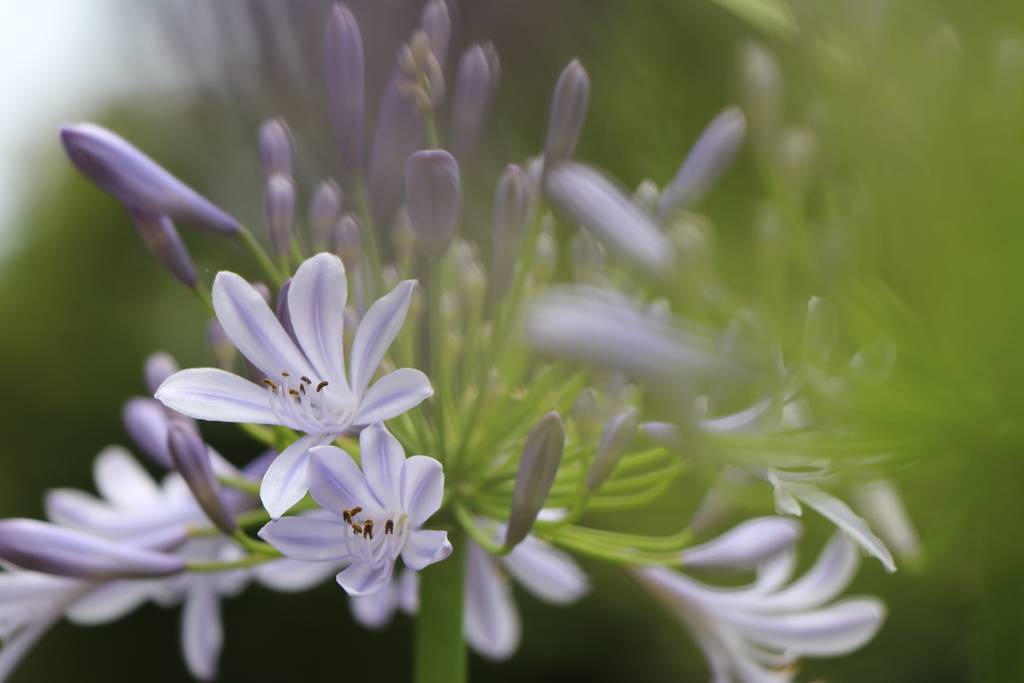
left=0, top=0, right=184, bottom=261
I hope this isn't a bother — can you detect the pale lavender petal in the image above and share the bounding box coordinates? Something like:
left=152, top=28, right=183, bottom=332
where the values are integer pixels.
left=349, top=280, right=417, bottom=398
left=122, top=398, right=175, bottom=468
left=307, top=445, right=381, bottom=519
left=464, top=540, right=520, bottom=660
left=65, top=580, right=152, bottom=625
left=156, top=368, right=279, bottom=425
left=288, top=253, right=350, bottom=389
left=398, top=568, right=420, bottom=615
left=399, top=456, right=445, bottom=527
left=728, top=598, right=886, bottom=657
left=93, top=446, right=162, bottom=509
left=401, top=529, right=451, bottom=571
left=260, top=434, right=335, bottom=519
left=182, top=577, right=222, bottom=681
left=359, top=422, right=406, bottom=511
left=353, top=369, right=433, bottom=426
left=255, top=558, right=348, bottom=593
left=211, top=270, right=316, bottom=380
left=0, top=609, right=62, bottom=682
left=258, top=516, right=351, bottom=562
left=349, top=581, right=399, bottom=630
left=755, top=533, right=859, bottom=612
left=502, top=535, right=589, bottom=605
left=681, top=517, right=802, bottom=573
left=337, top=560, right=392, bottom=597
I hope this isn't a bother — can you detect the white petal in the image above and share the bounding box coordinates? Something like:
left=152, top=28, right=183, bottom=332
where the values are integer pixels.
left=212, top=270, right=317, bottom=379
left=349, top=581, right=399, bottom=630
left=754, top=547, right=797, bottom=592
left=260, top=434, right=335, bottom=519
left=288, top=254, right=352, bottom=396
left=307, top=445, right=382, bottom=519
left=399, top=456, right=445, bottom=527
left=502, top=535, right=589, bottom=605
left=359, top=422, right=406, bottom=510
left=349, top=280, right=417, bottom=398
left=729, top=598, right=886, bottom=656
left=256, top=558, right=348, bottom=593
left=681, top=517, right=802, bottom=573
left=337, top=560, right=393, bottom=597
left=353, top=368, right=434, bottom=425
left=398, top=568, right=420, bottom=615
left=464, top=540, right=520, bottom=660
left=401, top=529, right=452, bottom=571
left=257, top=516, right=351, bottom=562
left=755, top=533, right=859, bottom=612
left=66, top=580, right=153, bottom=625
left=156, top=368, right=279, bottom=425
left=93, top=446, right=162, bottom=510
left=0, top=609, right=62, bottom=682
left=182, top=577, right=223, bottom=681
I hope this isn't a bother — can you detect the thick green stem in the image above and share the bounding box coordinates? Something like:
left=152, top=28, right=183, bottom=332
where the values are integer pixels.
left=414, top=530, right=466, bottom=683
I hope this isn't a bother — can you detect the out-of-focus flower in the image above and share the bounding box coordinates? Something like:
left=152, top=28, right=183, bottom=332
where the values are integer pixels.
left=324, top=4, right=365, bottom=170
left=544, top=59, right=590, bottom=163
left=405, top=150, right=461, bottom=260
left=450, top=42, right=501, bottom=162
left=505, top=412, right=565, bottom=548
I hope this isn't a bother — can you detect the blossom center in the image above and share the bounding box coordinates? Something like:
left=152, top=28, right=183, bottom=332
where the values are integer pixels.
left=340, top=507, right=406, bottom=570
left=261, top=371, right=353, bottom=434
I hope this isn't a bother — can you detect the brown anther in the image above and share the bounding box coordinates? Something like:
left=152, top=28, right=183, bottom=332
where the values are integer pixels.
left=363, top=520, right=374, bottom=540
left=342, top=510, right=351, bottom=523
left=316, top=381, right=329, bottom=393
left=384, top=520, right=394, bottom=535
left=281, top=371, right=290, bottom=377
left=299, top=384, right=306, bottom=395
left=300, top=376, right=312, bottom=385
left=350, top=507, right=362, bottom=516
left=351, top=524, right=363, bottom=535
left=263, top=379, right=278, bottom=389
left=288, top=389, right=300, bottom=396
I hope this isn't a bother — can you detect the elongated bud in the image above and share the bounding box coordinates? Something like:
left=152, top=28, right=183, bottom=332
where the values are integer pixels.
left=544, top=59, right=590, bottom=162
left=490, top=164, right=533, bottom=298
left=145, top=352, right=180, bottom=396
left=532, top=232, right=557, bottom=285
left=571, top=388, right=600, bottom=445
left=420, top=0, right=452, bottom=67
left=123, top=397, right=174, bottom=468
left=803, top=296, right=837, bottom=366
left=266, top=174, right=296, bottom=259
left=0, top=519, right=185, bottom=579
left=775, top=125, right=816, bottom=197
left=450, top=42, right=501, bottom=162
left=60, top=123, right=239, bottom=235
left=658, top=108, right=746, bottom=219
left=681, top=516, right=801, bottom=571
left=633, top=179, right=659, bottom=217
left=167, top=423, right=236, bottom=535
left=258, top=118, right=294, bottom=179
left=585, top=406, right=638, bottom=492
left=309, top=179, right=343, bottom=252
left=207, top=320, right=237, bottom=371
left=334, top=212, right=363, bottom=269
left=127, top=209, right=198, bottom=287
left=546, top=161, right=672, bottom=272
left=325, top=4, right=365, bottom=169
left=739, top=43, right=783, bottom=152
left=368, top=68, right=425, bottom=221
left=505, top=412, right=565, bottom=548
left=406, top=150, right=460, bottom=260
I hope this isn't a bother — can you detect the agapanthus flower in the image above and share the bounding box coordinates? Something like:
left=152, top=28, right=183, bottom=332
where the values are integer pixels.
left=156, top=252, right=434, bottom=518
left=259, top=421, right=451, bottom=597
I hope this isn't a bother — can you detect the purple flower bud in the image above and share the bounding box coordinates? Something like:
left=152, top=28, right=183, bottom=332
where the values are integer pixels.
left=275, top=277, right=300, bottom=348
left=126, top=209, right=198, bottom=287
left=266, top=174, right=296, bottom=259
left=544, top=59, right=590, bottom=163
left=145, top=351, right=180, bottom=397
left=167, top=423, right=236, bottom=535
left=658, top=108, right=746, bottom=219
left=60, top=123, right=239, bottom=235
left=207, top=319, right=237, bottom=371
left=0, top=519, right=185, bottom=579
left=368, top=67, right=425, bottom=221
left=334, top=212, right=363, bottom=269
left=450, top=42, right=501, bottom=162
left=545, top=161, right=672, bottom=272
left=258, top=118, right=295, bottom=179
left=585, top=406, right=638, bottom=492
left=123, top=397, right=175, bottom=468
left=505, top=412, right=565, bottom=548
left=490, top=164, right=532, bottom=299
left=324, top=4, right=365, bottom=169
left=405, top=150, right=460, bottom=260
left=309, top=179, right=343, bottom=253
left=420, top=0, right=452, bottom=67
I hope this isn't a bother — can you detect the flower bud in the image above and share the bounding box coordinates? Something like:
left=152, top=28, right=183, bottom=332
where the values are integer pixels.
left=123, top=397, right=175, bottom=468
left=739, top=42, right=783, bottom=152
left=0, top=519, right=186, bottom=579
left=774, top=125, right=816, bottom=198
left=266, top=174, right=297, bottom=260
left=633, top=179, right=659, bottom=217
left=585, top=406, right=638, bottom=492
left=546, top=161, right=672, bottom=273
left=126, top=209, right=198, bottom=287
left=368, top=68, right=425, bottom=221
left=505, top=412, right=565, bottom=548
left=324, top=4, right=365, bottom=169
left=405, top=150, right=461, bottom=260
left=334, top=212, right=363, bottom=269
left=207, top=319, right=237, bottom=371
left=803, top=296, right=837, bottom=366
left=532, top=232, right=557, bottom=285
left=145, top=351, right=180, bottom=397
left=167, top=422, right=236, bottom=535
left=258, top=118, right=294, bottom=180
left=309, top=179, right=343, bottom=253
left=420, top=0, right=452, bottom=68
left=681, top=516, right=801, bottom=572
left=544, top=59, right=590, bottom=163
left=490, top=164, right=533, bottom=298
left=658, top=108, right=746, bottom=219
left=571, top=388, right=600, bottom=445
left=450, top=42, right=501, bottom=162
left=60, top=123, right=239, bottom=235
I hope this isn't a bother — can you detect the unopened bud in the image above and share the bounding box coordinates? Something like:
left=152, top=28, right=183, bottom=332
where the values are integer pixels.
left=450, top=42, right=501, bottom=162
left=633, top=179, right=659, bottom=217
left=572, top=388, right=600, bottom=445
left=585, top=406, right=638, bottom=492
left=544, top=59, right=590, bottom=163
left=367, top=68, right=425, bottom=221
left=490, top=164, right=533, bottom=298
left=505, top=412, right=565, bottom=548
left=167, top=422, right=236, bottom=535
left=258, top=118, right=294, bottom=180
left=123, top=397, right=175, bottom=469
left=420, top=0, right=452, bottom=67
left=207, top=319, right=237, bottom=371
left=334, top=212, right=363, bottom=269
left=324, top=4, right=365, bottom=169
left=803, top=296, right=837, bottom=366
left=266, top=174, right=296, bottom=259
left=309, top=179, right=343, bottom=252
left=145, top=352, right=180, bottom=396
left=532, top=232, right=557, bottom=285
left=405, top=150, right=461, bottom=260
left=681, top=516, right=801, bottom=571
left=127, top=209, right=198, bottom=287
left=774, top=126, right=816, bottom=197
left=739, top=42, right=783, bottom=152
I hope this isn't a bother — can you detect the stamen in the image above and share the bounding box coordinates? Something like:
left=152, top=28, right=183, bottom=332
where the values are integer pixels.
left=300, top=376, right=312, bottom=385
left=281, top=371, right=290, bottom=377
left=316, top=381, right=329, bottom=392
left=384, top=520, right=394, bottom=535
left=299, top=384, right=306, bottom=395
left=350, top=507, right=363, bottom=516
left=351, top=524, right=363, bottom=535
left=343, top=510, right=351, bottom=523
left=288, top=389, right=300, bottom=396
left=263, top=379, right=278, bottom=389
left=364, top=520, right=374, bottom=540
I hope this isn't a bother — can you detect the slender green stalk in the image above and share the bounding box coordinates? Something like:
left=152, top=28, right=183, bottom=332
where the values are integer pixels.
left=414, top=530, right=466, bottom=683
left=352, top=172, right=387, bottom=297
left=428, top=258, right=449, bottom=459
left=236, top=225, right=285, bottom=287
left=191, top=284, right=215, bottom=316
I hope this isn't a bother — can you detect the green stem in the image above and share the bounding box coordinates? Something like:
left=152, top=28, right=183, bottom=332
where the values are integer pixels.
left=191, top=284, right=215, bottom=316
left=428, top=258, right=448, bottom=460
left=353, top=172, right=386, bottom=298
left=414, top=530, right=466, bottom=683
left=237, top=226, right=285, bottom=287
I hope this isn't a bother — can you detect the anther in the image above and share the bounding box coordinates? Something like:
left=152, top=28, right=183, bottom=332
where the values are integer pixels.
left=363, top=520, right=374, bottom=540
left=299, top=384, right=306, bottom=395
left=316, top=381, right=329, bottom=392
left=342, top=510, right=351, bottom=523
left=384, top=520, right=394, bottom=535
left=300, top=376, right=312, bottom=385
left=350, top=507, right=362, bottom=516
left=351, top=523, right=363, bottom=535
left=263, top=379, right=278, bottom=389
left=289, top=389, right=299, bottom=396
left=281, top=371, right=290, bottom=377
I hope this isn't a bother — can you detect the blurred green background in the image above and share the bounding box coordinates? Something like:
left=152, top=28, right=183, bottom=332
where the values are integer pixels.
left=2, top=0, right=1023, bottom=680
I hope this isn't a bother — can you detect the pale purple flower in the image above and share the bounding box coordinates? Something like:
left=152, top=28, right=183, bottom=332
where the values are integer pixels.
left=258, top=421, right=451, bottom=597
left=634, top=529, right=886, bottom=683
left=155, top=253, right=433, bottom=518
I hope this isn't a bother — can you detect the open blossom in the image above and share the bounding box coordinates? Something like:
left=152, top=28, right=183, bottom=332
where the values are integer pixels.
left=634, top=524, right=886, bottom=683
left=259, top=421, right=451, bottom=597
left=156, top=252, right=434, bottom=518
